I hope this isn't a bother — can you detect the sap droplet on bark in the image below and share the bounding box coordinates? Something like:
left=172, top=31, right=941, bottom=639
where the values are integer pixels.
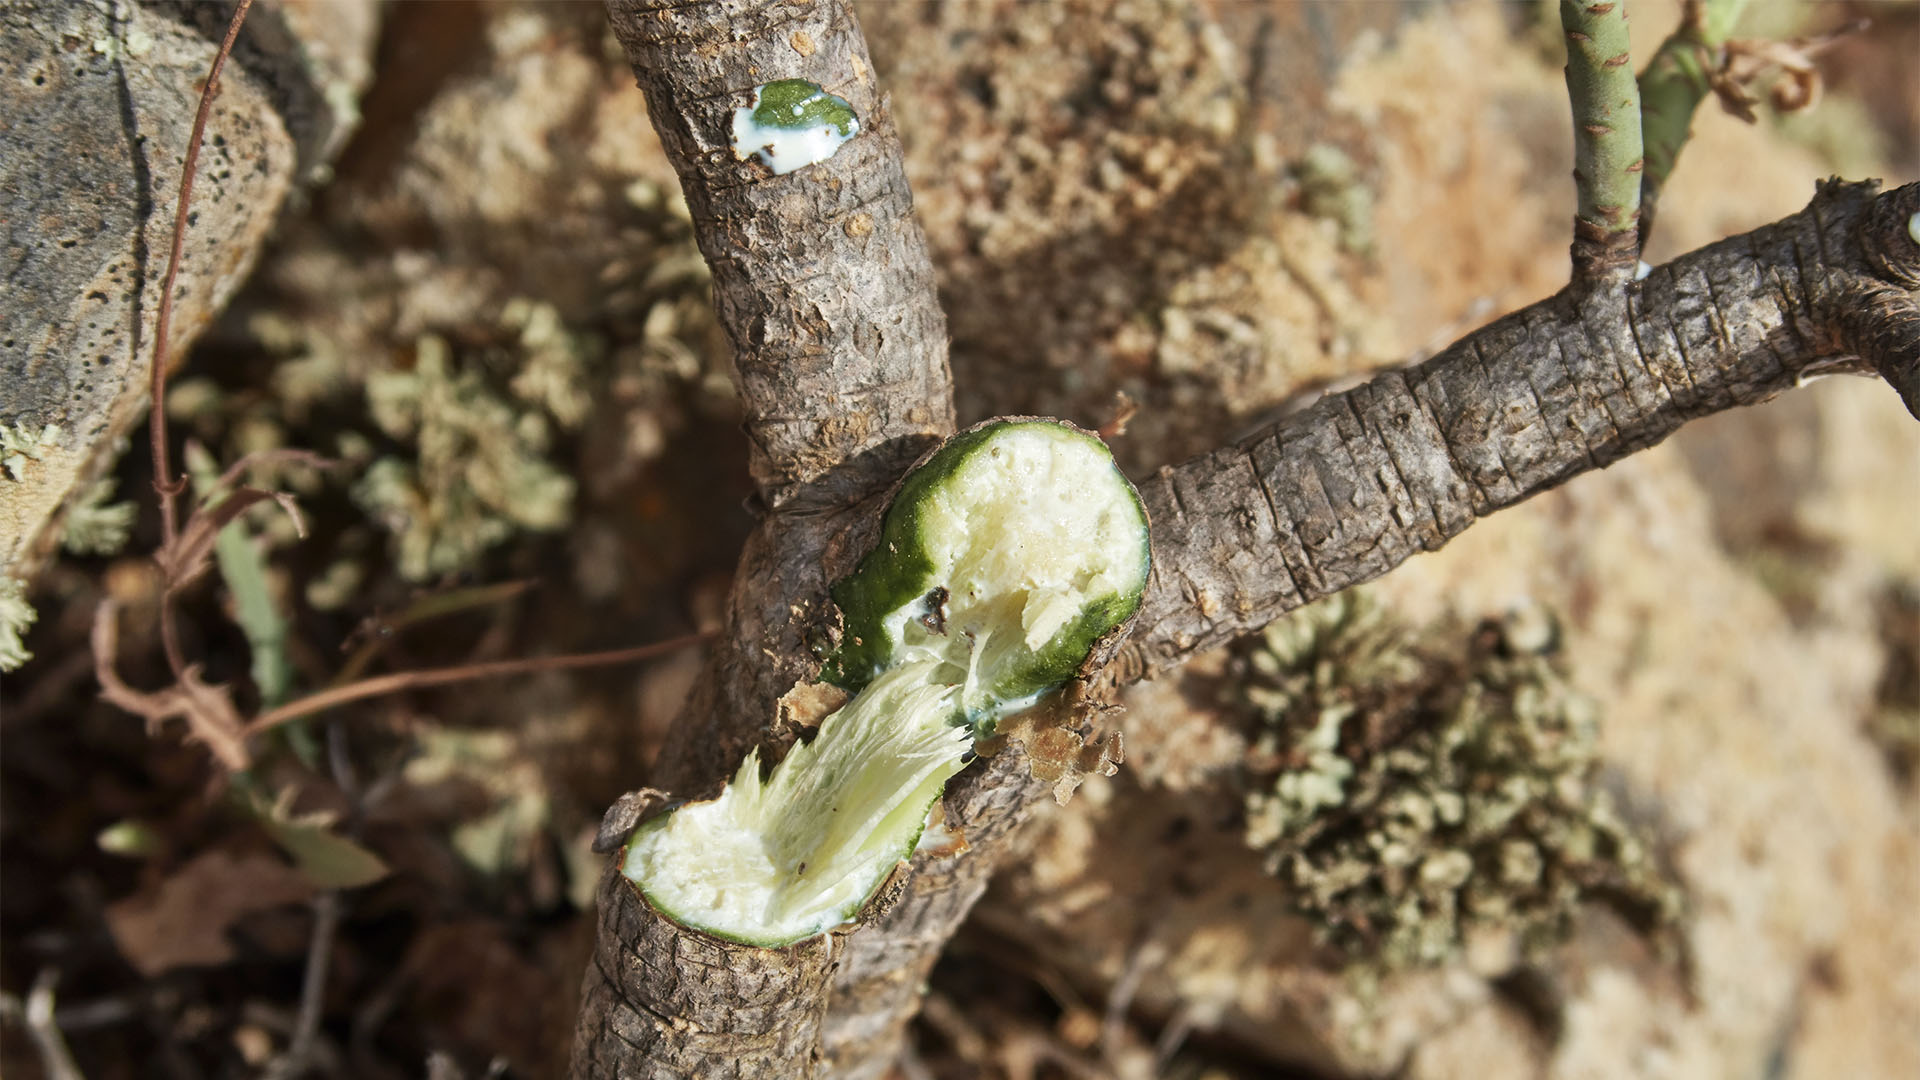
left=731, top=79, right=860, bottom=176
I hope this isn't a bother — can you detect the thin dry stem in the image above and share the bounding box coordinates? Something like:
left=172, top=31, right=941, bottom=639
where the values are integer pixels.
left=149, top=0, right=253, bottom=545
left=4, top=970, right=88, bottom=1080
left=147, top=0, right=253, bottom=684
left=263, top=891, right=342, bottom=1080
left=333, top=580, right=536, bottom=685
left=245, top=633, right=711, bottom=736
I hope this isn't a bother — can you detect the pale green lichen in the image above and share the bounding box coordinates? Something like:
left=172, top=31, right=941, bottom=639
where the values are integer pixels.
left=1293, top=144, right=1376, bottom=256
left=1238, top=591, right=1680, bottom=971
left=502, top=298, right=601, bottom=430
left=2, top=422, right=62, bottom=482
left=59, top=477, right=136, bottom=557
left=254, top=312, right=351, bottom=419
left=355, top=334, right=576, bottom=581
left=0, top=576, right=36, bottom=672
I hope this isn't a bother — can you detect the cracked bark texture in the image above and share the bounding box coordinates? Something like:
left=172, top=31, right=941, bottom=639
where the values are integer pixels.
left=576, top=0, right=1920, bottom=1073
left=578, top=2, right=961, bottom=1076
left=604, top=0, right=953, bottom=512
left=603, top=0, right=957, bottom=797
left=570, top=869, right=841, bottom=1080
left=1110, top=178, right=1920, bottom=686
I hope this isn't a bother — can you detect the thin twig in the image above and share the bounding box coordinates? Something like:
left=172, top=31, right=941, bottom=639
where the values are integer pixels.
left=264, top=891, right=342, bottom=1080
left=49, top=996, right=142, bottom=1033
left=245, top=633, right=711, bottom=735
left=3, top=970, right=89, bottom=1080
left=333, top=580, right=535, bottom=686
left=149, top=0, right=254, bottom=544
left=1560, top=0, right=1645, bottom=290
left=148, top=0, right=253, bottom=680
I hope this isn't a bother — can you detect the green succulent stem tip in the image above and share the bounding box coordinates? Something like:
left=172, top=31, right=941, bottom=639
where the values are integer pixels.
left=1560, top=0, right=1646, bottom=285
left=1636, top=0, right=1752, bottom=247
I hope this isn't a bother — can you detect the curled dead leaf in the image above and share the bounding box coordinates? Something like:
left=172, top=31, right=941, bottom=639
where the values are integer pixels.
left=92, top=599, right=252, bottom=771
left=1711, top=21, right=1866, bottom=123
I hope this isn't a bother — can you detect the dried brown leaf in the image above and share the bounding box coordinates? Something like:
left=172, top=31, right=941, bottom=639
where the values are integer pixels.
left=92, top=600, right=253, bottom=771
left=1712, top=22, right=1864, bottom=122
left=104, top=849, right=315, bottom=976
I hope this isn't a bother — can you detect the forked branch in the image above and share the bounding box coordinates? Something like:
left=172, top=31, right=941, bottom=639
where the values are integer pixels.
left=578, top=0, right=1920, bottom=1076
left=1114, top=178, right=1920, bottom=684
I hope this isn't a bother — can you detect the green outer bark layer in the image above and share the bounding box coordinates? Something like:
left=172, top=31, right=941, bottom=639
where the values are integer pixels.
left=823, top=418, right=1149, bottom=712
left=1561, top=0, right=1645, bottom=287
left=1637, top=0, right=1751, bottom=247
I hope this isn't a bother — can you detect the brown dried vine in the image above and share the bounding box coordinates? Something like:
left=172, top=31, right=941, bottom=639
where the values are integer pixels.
left=95, top=0, right=708, bottom=796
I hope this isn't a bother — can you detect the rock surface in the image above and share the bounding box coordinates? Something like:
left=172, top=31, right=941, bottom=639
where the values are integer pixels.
left=0, top=0, right=375, bottom=583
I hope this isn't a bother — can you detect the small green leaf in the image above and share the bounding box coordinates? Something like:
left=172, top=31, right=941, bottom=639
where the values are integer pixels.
left=248, top=791, right=389, bottom=889
left=97, top=819, right=165, bottom=858
left=262, top=816, right=389, bottom=889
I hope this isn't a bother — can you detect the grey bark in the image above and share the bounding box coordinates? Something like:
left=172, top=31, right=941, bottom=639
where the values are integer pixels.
left=602, top=0, right=957, bottom=800
left=578, top=0, right=1920, bottom=1074
left=579, top=3, right=960, bottom=1075
left=603, top=0, right=954, bottom=513
left=1111, top=178, right=1920, bottom=685
left=570, top=869, right=842, bottom=1080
